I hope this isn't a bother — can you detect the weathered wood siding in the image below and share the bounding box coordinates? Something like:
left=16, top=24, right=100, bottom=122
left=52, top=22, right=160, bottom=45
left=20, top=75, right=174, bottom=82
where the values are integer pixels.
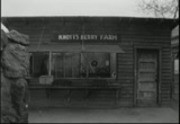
left=3, top=17, right=177, bottom=107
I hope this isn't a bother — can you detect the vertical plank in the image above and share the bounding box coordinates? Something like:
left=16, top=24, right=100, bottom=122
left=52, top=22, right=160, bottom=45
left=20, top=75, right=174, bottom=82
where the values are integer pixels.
left=158, top=49, right=162, bottom=105
left=71, top=53, right=73, bottom=77
left=134, top=47, right=137, bottom=106
left=48, top=51, right=52, bottom=76
left=63, top=53, right=65, bottom=78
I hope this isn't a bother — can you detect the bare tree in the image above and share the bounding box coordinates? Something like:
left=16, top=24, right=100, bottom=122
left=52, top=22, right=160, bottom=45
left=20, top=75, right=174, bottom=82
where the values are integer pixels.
left=138, top=0, right=179, bottom=18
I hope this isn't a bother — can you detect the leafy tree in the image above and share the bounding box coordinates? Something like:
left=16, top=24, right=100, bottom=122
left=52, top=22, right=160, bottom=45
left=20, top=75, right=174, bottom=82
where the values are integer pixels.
left=138, top=0, right=179, bottom=18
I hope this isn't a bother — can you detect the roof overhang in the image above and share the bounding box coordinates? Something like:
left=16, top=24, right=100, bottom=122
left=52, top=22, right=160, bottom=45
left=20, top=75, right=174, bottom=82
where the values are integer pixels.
left=2, top=16, right=179, bottom=29
left=29, top=44, right=125, bottom=53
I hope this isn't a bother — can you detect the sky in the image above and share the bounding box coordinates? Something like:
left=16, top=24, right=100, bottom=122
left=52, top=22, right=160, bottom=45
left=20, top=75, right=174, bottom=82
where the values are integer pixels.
left=1, top=0, right=149, bottom=17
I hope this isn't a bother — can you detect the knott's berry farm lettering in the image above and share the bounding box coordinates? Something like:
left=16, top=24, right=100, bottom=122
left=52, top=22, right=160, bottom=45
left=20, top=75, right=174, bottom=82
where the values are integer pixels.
left=58, top=34, right=118, bottom=40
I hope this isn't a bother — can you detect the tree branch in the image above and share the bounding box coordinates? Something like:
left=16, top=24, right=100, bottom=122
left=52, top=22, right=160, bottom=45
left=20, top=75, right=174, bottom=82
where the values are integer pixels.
left=138, top=0, right=179, bottom=18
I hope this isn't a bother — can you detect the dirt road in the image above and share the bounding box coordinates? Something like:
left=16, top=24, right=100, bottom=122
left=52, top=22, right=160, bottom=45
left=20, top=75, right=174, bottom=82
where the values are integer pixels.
left=29, top=107, right=179, bottom=123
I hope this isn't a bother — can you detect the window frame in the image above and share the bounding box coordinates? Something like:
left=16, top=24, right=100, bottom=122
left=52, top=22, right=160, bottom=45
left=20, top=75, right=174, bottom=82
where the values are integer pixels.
left=29, top=51, right=50, bottom=77
left=29, top=51, right=117, bottom=79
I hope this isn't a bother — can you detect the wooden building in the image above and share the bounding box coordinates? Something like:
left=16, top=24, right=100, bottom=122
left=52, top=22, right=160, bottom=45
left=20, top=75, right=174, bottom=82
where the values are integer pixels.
left=2, top=17, right=178, bottom=107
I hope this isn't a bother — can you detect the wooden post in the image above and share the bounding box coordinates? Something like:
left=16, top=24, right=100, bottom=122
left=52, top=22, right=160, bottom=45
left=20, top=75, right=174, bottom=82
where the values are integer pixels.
left=48, top=51, right=52, bottom=76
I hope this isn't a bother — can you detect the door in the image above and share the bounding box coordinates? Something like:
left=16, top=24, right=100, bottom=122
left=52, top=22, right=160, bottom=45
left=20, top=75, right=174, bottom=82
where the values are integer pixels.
left=136, top=49, right=159, bottom=106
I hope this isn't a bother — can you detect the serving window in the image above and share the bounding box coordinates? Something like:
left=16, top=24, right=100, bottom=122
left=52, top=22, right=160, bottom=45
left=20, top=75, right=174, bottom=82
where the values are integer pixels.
left=81, top=53, right=116, bottom=78
left=30, top=52, right=116, bottom=79
left=29, top=52, right=49, bottom=77
left=51, top=53, right=80, bottom=78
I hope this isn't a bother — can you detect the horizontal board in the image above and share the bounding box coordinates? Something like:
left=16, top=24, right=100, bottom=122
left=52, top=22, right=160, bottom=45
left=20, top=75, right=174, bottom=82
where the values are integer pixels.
left=116, top=80, right=133, bottom=84
left=118, top=61, right=134, bottom=64
left=118, top=74, right=134, bottom=78
left=117, top=58, right=133, bottom=61
left=117, top=53, right=133, bottom=57
left=117, top=77, right=134, bottom=80
left=118, top=63, right=133, bottom=66
left=118, top=70, right=134, bottom=73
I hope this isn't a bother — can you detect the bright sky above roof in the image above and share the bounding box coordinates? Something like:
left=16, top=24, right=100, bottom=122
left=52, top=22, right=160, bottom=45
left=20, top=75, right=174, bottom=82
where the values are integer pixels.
left=1, top=0, right=152, bottom=17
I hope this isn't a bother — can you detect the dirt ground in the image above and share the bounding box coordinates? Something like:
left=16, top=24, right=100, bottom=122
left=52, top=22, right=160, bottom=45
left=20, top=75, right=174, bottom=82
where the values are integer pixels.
left=29, top=107, right=179, bottom=123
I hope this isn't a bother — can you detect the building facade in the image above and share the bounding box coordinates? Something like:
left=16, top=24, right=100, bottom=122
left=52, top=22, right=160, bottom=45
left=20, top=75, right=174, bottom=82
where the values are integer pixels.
left=3, top=17, right=178, bottom=107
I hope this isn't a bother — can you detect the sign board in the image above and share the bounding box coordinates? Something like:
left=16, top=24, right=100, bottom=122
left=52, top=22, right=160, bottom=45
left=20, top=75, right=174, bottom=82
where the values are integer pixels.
left=58, top=34, right=118, bottom=41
